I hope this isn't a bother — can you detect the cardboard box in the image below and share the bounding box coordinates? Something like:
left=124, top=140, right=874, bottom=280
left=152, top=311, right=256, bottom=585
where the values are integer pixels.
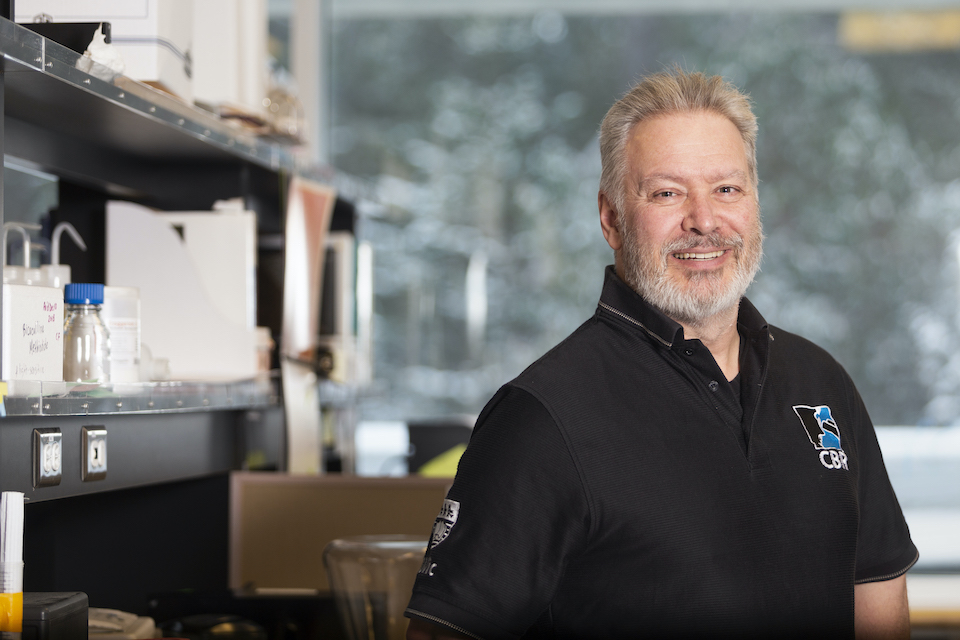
left=230, top=473, right=451, bottom=592
left=16, top=0, right=194, bottom=102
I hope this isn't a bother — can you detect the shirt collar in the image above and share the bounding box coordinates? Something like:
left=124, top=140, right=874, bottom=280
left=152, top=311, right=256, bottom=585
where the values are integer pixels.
left=735, top=296, right=770, bottom=340
left=597, top=265, right=770, bottom=347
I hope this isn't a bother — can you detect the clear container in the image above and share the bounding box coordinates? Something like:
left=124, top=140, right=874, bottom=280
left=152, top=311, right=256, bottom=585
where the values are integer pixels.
left=101, top=286, right=140, bottom=383
left=62, top=283, right=111, bottom=383
left=323, top=535, right=427, bottom=640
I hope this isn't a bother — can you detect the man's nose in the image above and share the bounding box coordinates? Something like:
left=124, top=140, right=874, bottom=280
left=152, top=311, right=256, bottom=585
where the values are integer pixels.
left=681, top=192, right=719, bottom=235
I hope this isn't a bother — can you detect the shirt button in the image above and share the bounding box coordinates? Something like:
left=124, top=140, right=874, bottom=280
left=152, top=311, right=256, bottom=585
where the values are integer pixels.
left=684, top=348, right=695, bottom=356
left=708, top=380, right=720, bottom=392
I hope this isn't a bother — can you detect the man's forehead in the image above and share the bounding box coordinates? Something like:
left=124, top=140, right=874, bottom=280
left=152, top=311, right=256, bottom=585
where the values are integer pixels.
left=624, top=112, right=752, bottom=186
left=627, top=110, right=743, bottom=143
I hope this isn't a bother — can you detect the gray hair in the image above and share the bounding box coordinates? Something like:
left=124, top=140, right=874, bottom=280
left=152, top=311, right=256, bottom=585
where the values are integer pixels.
left=598, top=69, right=758, bottom=215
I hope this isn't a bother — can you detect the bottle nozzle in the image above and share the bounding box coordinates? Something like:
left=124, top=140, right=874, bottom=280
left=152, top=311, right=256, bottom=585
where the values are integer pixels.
left=3, top=222, right=42, bottom=267
left=51, top=222, right=87, bottom=266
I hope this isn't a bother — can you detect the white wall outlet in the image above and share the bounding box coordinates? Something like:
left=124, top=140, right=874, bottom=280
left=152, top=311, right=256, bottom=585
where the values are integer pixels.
left=82, top=427, right=107, bottom=482
left=33, top=428, right=62, bottom=488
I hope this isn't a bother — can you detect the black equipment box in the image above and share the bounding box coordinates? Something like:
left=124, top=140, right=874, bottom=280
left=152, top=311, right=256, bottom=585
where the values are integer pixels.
left=23, top=592, right=89, bottom=640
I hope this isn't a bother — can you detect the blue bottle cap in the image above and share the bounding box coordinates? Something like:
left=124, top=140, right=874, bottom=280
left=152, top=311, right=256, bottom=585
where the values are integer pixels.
left=64, top=283, right=104, bottom=305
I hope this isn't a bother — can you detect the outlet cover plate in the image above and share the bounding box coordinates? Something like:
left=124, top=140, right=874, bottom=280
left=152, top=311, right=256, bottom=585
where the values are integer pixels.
left=33, top=428, right=62, bottom=487
left=82, top=426, right=107, bottom=482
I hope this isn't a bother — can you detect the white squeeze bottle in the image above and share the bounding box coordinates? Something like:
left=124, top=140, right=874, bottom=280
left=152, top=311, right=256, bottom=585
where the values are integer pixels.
left=42, top=221, right=87, bottom=289
left=63, top=283, right=111, bottom=383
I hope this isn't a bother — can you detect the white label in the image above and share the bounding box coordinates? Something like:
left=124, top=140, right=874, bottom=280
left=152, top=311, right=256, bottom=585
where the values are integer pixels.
left=104, top=317, right=140, bottom=365
left=0, top=564, right=22, bottom=592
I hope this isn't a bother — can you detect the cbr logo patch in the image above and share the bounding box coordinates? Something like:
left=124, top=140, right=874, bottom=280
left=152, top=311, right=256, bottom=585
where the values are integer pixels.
left=419, top=499, right=461, bottom=578
left=431, top=498, right=460, bottom=548
left=793, top=405, right=848, bottom=470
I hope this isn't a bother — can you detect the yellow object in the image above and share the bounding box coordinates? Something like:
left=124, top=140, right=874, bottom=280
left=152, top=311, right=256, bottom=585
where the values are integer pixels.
left=417, top=444, right=467, bottom=478
left=840, top=11, right=960, bottom=52
left=0, top=591, right=23, bottom=632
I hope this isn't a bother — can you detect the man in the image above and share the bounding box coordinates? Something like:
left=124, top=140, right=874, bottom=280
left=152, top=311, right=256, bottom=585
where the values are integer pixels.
left=405, top=69, right=917, bottom=639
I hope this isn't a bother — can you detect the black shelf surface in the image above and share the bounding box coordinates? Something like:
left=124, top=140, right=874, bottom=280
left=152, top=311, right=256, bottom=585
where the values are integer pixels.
left=0, top=376, right=284, bottom=502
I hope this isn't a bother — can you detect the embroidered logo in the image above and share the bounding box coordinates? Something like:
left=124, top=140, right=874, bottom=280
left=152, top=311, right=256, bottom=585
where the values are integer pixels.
left=419, top=498, right=460, bottom=577
left=430, top=499, right=460, bottom=548
left=793, top=405, right=848, bottom=470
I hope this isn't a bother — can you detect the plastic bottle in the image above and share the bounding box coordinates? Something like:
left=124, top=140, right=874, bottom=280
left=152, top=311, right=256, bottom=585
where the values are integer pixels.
left=2, top=222, right=41, bottom=285
left=63, top=283, right=111, bottom=383
left=42, top=221, right=87, bottom=289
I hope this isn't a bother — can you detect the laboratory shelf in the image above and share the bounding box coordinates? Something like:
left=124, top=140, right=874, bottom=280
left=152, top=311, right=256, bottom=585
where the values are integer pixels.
left=0, top=14, right=303, bottom=614
left=1, top=374, right=281, bottom=417
left=0, top=17, right=291, bottom=502
left=0, top=375, right=284, bottom=502
left=0, top=404, right=285, bottom=503
left=0, top=16, right=298, bottom=210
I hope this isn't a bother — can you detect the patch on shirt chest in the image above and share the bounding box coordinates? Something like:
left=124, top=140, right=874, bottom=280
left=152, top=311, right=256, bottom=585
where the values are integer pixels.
left=793, top=405, right=848, bottom=470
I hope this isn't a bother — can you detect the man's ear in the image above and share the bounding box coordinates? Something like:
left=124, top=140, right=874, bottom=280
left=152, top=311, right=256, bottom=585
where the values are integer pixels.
left=599, top=191, right=622, bottom=251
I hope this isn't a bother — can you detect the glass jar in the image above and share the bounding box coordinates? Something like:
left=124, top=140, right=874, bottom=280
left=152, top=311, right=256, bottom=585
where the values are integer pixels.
left=323, top=535, right=428, bottom=640
left=62, top=283, right=111, bottom=383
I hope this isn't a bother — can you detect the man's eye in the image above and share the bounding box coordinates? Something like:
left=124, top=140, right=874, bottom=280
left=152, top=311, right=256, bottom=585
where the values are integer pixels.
left=718, top=186, right=741, bottom=194
left=655, top=191, right=677, bottom=198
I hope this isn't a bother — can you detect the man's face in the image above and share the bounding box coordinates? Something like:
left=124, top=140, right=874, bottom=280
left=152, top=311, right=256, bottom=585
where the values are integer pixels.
left=603, top=110, right=763, bottom=327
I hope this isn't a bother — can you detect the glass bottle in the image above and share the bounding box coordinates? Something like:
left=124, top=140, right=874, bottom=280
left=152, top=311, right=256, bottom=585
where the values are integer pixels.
left=63, top=283, right=111, bottom=383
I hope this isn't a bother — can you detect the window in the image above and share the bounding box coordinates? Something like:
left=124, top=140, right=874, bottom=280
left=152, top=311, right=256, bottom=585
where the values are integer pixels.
left=330, top=6, right=960, bottom=571
left=332, top=10, right=960, bottom=426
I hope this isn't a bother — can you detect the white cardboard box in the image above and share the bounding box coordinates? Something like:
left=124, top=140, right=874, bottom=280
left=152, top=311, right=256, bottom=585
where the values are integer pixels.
left=16, top=0, right=194, bottom=102
left=192, top=0, right=267, bottom=114
left=158, top=209, right=257, bottom=330
left=105, top=201, right=258, bottom=381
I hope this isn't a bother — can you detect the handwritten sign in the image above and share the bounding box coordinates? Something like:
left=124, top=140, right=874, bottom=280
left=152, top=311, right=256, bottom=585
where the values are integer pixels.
left=2, top=285, right=64, bottom=381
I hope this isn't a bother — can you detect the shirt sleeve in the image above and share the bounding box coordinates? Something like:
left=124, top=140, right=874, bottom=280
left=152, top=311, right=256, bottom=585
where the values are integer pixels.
left=405, top=385, right=590, bottom=640
left=846, top=373, right=919, bottom=583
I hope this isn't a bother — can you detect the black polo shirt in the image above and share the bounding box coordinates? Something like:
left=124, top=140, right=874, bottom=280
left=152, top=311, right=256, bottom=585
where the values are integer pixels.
left=406, top=266, right=917, bottom=639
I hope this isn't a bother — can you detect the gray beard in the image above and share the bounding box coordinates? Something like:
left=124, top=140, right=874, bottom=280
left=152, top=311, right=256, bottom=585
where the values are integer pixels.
left=620, top=226, right=763, bottom=328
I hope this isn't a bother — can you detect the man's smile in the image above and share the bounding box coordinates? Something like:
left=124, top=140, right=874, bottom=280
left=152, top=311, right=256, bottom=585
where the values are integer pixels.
left=672, top=249, right=726, bottom=260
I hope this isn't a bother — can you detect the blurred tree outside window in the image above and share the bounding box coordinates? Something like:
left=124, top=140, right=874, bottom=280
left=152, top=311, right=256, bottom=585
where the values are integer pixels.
left=329, top=10, right=960, bottom=428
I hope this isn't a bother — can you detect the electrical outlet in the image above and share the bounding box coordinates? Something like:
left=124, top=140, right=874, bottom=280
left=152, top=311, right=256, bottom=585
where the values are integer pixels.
left=33, top=428, right=62, bottom=488
left=81, top=427, right=107, bottom=482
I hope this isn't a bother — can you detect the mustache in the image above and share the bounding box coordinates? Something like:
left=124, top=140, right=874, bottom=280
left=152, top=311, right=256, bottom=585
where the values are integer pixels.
left=660, top=232, right=745, bottom=257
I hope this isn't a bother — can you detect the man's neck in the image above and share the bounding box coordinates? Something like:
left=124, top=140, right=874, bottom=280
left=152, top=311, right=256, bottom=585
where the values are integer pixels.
left=678, top=305, right=741, bottom=382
